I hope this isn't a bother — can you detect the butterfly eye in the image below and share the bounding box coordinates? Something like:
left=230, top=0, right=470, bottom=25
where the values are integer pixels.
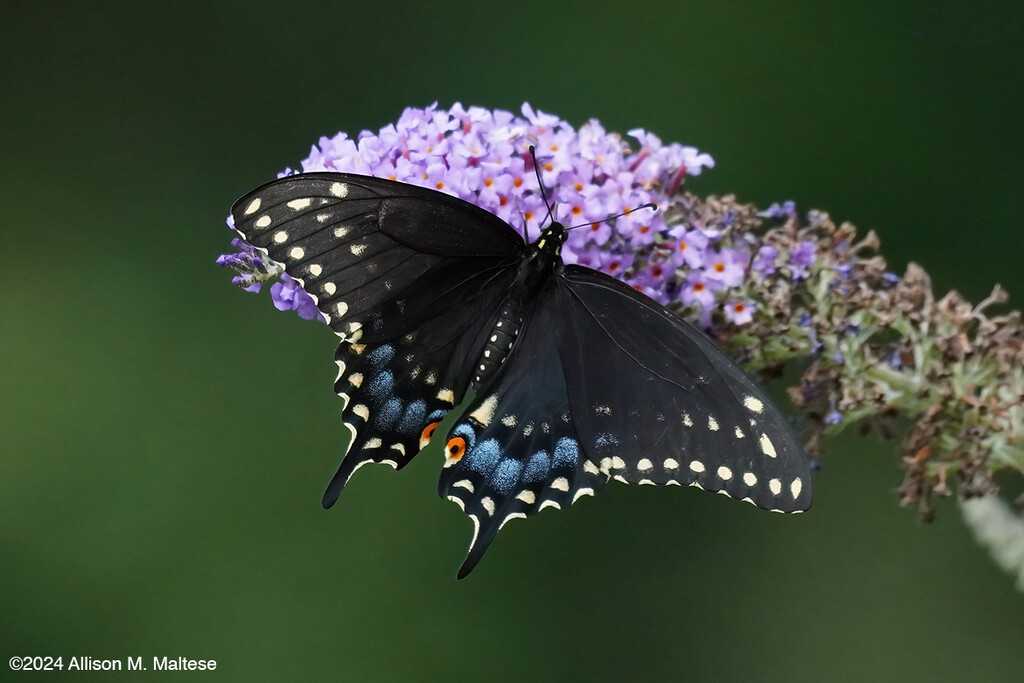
left=445, top=436, right=467, bottom=462
left=420, top=421, right=440, bottom=449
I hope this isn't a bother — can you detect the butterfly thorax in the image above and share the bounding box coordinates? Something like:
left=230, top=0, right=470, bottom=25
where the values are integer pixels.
left=469, top=222, right=567, bottom=389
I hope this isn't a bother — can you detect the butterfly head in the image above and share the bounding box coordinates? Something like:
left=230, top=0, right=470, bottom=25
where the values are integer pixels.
left=532, top=221, right=568, bottom=256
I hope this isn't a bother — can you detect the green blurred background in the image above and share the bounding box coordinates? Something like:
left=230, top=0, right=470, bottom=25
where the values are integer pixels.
left=2, top=1, right=1022, bottom=680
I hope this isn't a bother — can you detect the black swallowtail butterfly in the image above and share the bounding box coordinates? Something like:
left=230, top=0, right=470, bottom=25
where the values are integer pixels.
left=230, top=172, right=812, bottom=577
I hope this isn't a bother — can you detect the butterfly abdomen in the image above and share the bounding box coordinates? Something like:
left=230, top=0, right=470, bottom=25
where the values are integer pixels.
left=472, top=304, right=523, bottom=388
left=469, top=223, right=567, bottom=390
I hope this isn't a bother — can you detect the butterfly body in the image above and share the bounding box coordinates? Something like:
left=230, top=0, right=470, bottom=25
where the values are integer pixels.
left=230, top=172, right=812, bottom=577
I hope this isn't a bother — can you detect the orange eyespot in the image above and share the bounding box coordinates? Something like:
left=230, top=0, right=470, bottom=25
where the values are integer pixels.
left=445, top=436, right=467, bottom=462
left=420, top=421, right=439, bottom=445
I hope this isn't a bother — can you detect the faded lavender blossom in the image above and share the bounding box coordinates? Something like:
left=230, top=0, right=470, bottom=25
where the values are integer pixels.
left=219, top=103, right=1024, bottom=589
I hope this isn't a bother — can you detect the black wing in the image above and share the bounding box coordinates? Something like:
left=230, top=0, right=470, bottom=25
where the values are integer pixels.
left=230, top=173, right=524, bottom=504
left=439, top=267, right=811, bottom=577
left=437, top=283, right=608, bottom=578
left=558, top=265, right=812, bottom=511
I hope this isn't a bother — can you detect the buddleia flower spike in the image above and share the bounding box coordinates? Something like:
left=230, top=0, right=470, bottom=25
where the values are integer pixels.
left=219, top=102, right=1024, bottom=586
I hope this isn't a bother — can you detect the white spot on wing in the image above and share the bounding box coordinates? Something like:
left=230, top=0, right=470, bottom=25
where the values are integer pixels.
left=583, top=460, right=600, bottom=475
left=289, top=246, right=305, bottom=260
left=717, top=465, right=733, bottom=480
left=499, top=512, right=527, bottom=529
left=437, top=388, right=455, bottom=404
left=790, top=477, right=803, bottom=499
left=769, top=478, right=782, bottom=496
left=350, top=243, right=367, bottom=256
left=480, top=497, right=495, bottom=516
left=743, top=472, right=757, bottom=487
left=637, top=458, right=653, bottom=472
left=352, top=404, right=370, bottom=421
left=454, top=479, right=474, bottom=493
left=663, top=458, right=679, bottom=470
left=708, top=416, right=720, bottom=431
left=366, top=437, right=382, bottom=449
left=470, top=395, right=499, bottom=426
left=323, top=282, right=337, bottom=295
left=273, top=230, right=288, bottom=243
left=689, top=460, right=705, bottom=473
left=759, top=433, right=778, bottom=458
left=308, top=264, right=322, bottom=276
left=287, top=198, right=312, bottom=210
left=572, top=488, right=594, bottom=503
left=255, top=215, right=272, bottom=229
left=516, top=490, right=536, bottom=505
left=744, top=395, right=765, bottom=414
left=335, top=301, right=348, bottom=317
left=330, top=182, right=348, bottom=198
left=551, top=477, right=570, bottom=492
left=243, top=197, right=261, bottom=215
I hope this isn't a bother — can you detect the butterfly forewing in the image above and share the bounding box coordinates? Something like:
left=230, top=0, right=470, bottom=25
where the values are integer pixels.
left=230, top=173, right=525, bottom=504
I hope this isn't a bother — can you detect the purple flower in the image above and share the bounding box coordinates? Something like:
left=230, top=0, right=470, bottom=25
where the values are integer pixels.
left=758, top=200, right=797, bottom=220
left=270, top=274, right=324, bottom=322
left=724, top=300, right=756, bottom=325
left=680, top=274, right=717, bottom=310
left=824, top=408, right=844, bottom=425
left=704, top=247, right=748, bottom=288
left=788, top=240, right=818, bottom=280
left=753, top=245, right=778, bottom=274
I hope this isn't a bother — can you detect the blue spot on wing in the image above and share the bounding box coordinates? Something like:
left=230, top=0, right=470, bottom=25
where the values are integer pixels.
left=523, top=452, right=551, bottom=483
left=451, top=423, right=477, bottom=449
left=375, top=397, right=403, bottom=430
left=367, top=344, right=395, bottom=370
left=396, top=400, right=426, bottom=436
left=553, top=437, right=580, bottom=468
left=465, top=439, right=501, bottom=474
left=367, top=370, right=395, bottom=405
left=490, top=459, right=523, bottom=494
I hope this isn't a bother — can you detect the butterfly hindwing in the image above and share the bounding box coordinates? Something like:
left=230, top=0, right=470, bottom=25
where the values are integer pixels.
left=438, top=285, right=607, bottom=578
left=230, top=173, right=524, bottom=505
left=557, top=265, right=812, bottom=511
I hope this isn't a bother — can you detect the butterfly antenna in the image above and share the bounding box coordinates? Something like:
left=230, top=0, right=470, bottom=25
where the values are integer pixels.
left=566, top=202, right=658, bottom=231
left=529, top=145, right=557, bottom=231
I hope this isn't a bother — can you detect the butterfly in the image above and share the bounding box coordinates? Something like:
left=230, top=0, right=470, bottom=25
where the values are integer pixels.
left=230, top=171, right=812, bottom=577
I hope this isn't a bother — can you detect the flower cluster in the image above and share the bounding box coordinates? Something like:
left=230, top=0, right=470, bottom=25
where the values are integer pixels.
left=218, top=103, right=1024, bottom=589
left=219, top=102, right=813, bottom=326
left=682, top=193, right=1024, bottom=516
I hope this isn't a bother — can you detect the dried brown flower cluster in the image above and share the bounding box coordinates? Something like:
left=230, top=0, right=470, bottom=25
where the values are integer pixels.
left=659, top=193, right=1024, bottom=523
